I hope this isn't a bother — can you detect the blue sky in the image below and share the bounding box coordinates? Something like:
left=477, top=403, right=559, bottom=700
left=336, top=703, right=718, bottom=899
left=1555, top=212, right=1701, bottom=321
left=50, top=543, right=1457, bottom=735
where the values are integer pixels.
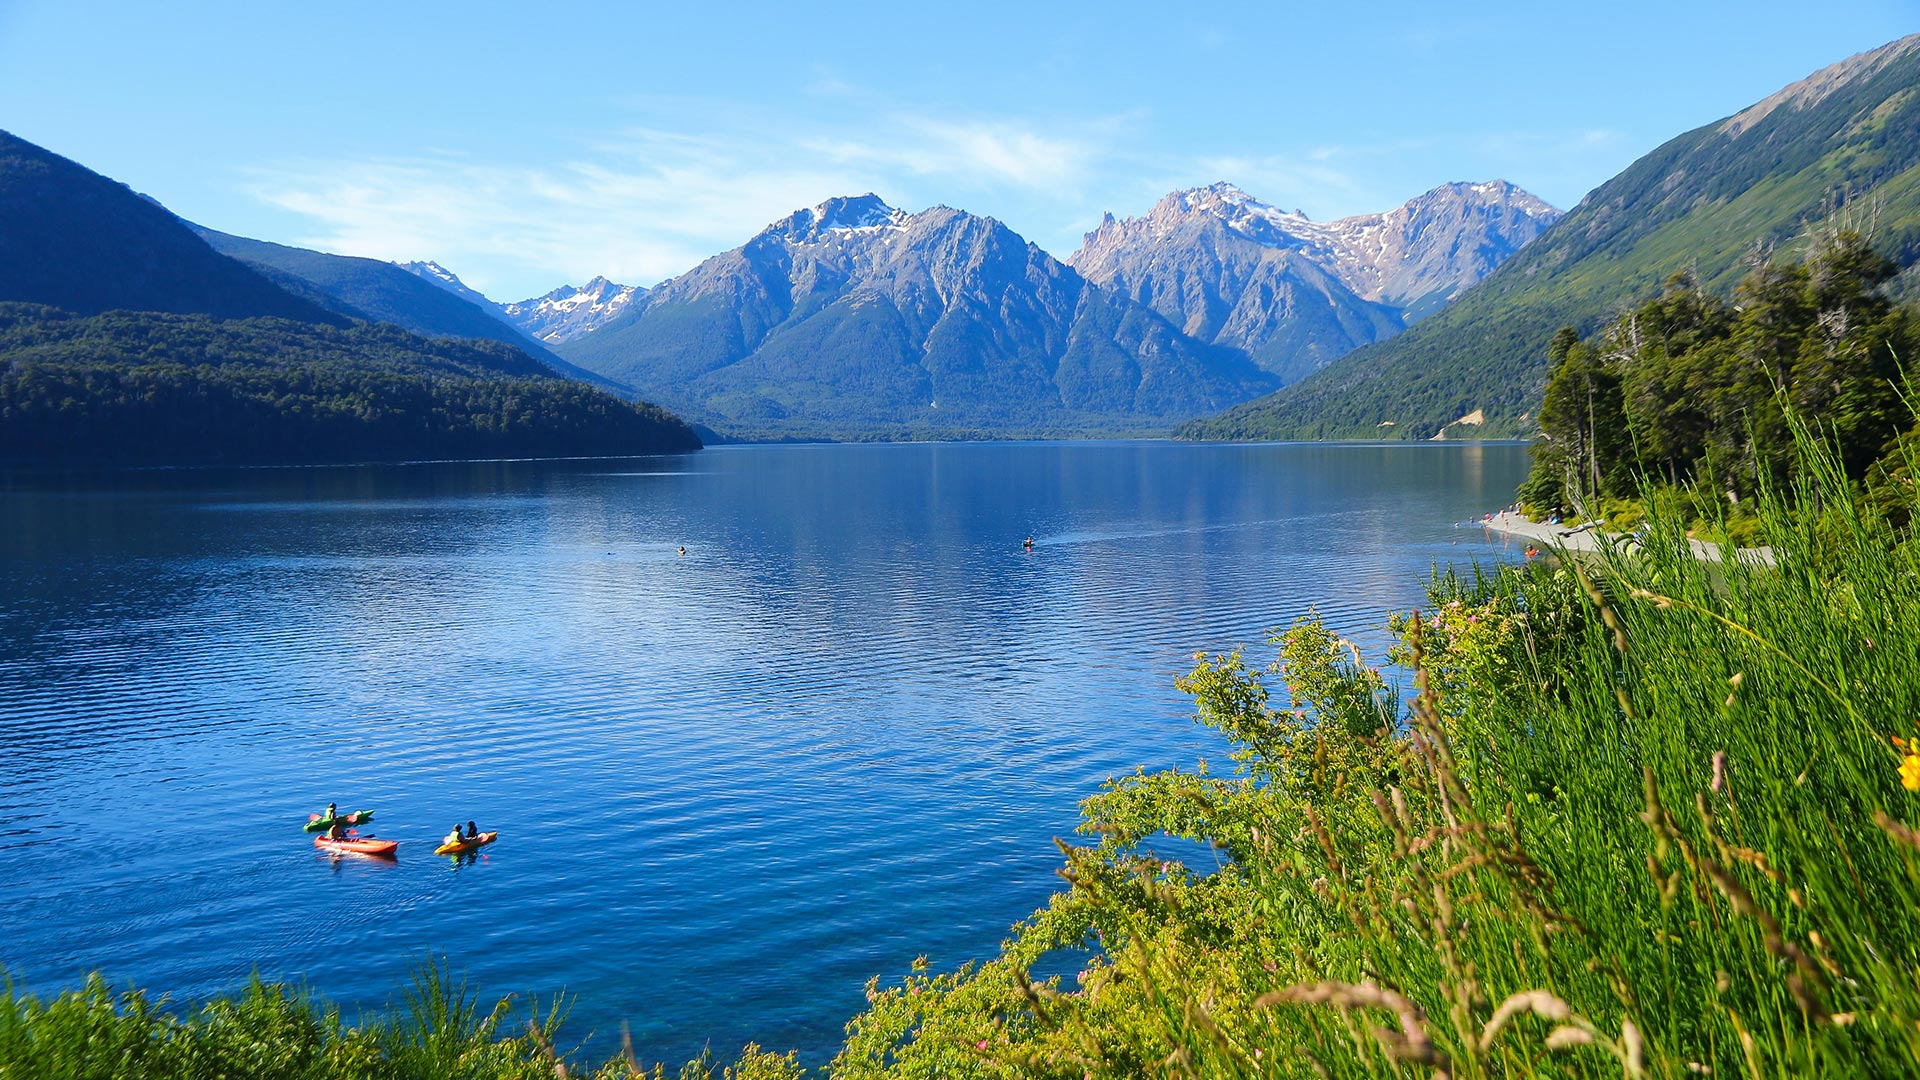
left=2, top=1, right=1915, bottom=300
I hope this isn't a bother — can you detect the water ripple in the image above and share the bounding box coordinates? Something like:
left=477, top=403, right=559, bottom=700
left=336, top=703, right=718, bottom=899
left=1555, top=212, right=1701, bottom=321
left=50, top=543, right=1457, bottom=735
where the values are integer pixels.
left=0, top=442, right=1526, bottom=1067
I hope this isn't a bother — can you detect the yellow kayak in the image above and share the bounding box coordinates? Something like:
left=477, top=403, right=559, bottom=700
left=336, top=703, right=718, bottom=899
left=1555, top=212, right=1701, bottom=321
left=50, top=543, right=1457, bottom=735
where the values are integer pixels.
left=434, top=831, right=498, bottom=856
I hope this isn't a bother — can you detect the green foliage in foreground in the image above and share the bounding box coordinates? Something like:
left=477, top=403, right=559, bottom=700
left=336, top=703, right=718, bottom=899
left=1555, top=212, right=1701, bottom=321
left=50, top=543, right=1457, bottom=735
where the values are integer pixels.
left=0, top=964, right=800, bottom=1080
left=833, top=421, right=1920, bottom=1077
left=13, top=422, right=1920, bottom=1079
left=0, top=304, right=701, bottom=466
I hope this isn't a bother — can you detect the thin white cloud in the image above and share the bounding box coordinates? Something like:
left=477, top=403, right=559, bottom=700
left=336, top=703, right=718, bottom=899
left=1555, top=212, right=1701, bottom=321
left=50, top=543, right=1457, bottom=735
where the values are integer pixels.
left=241, top=109, right=1119, bottom=300
left=802, top=117, right=1091, bottom=189
left=238, top=84, right=1624, bottom=301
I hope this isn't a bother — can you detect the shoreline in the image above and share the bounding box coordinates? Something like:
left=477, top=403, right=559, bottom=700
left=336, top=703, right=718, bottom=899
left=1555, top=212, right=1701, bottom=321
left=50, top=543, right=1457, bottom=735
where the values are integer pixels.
left=1478, top=510, right=1773, bottom=565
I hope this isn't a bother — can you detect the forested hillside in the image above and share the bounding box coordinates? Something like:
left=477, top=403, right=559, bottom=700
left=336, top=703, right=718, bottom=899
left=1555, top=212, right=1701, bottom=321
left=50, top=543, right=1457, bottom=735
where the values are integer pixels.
left=0, top=305, right=700, bottom=465
left=0, top=130, right=341, bottom=324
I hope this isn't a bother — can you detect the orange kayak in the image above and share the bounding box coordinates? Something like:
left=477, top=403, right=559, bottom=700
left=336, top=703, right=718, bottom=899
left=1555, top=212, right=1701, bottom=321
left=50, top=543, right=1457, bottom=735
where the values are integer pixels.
left=314, top=834, right=398, bottom=856
left=434, top=831, right=498, bottom=856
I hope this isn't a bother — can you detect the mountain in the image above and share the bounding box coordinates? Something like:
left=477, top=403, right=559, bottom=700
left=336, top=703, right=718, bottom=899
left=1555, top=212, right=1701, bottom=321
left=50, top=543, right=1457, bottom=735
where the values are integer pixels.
left=196, top=229, right=540, bottom=347
left=0, top=129, right=342, bottom=324
left=398, top=259, right=500, bottom=312
left=1182, top=34, right=1920, bottom=442
left=501, top=277, right=646, bottom=343
left=400, top=263, right=643, bottom=345
left=1071, top=181, right=1559, bottom=384
left=555, top=194, right=1279, bottom=439
left=192, top=230, right=623, bottom=388
left=0, top=130, right=699, bottom=465
left=0, top=304, right=700, bottom=466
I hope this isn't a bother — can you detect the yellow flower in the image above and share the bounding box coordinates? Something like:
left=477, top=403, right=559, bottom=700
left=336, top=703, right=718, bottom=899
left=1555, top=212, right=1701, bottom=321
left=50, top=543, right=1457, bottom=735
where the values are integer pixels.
left=1902, top=753, right=1920, bottom=793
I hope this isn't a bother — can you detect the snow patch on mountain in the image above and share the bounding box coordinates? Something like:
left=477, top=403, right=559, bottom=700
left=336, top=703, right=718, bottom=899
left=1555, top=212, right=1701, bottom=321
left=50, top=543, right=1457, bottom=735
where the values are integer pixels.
left=397, top=260, right=503, bottom=313
left=763, top=194, right=909, bottom=244
left=1095, top=180, right=1559, bottom=306
left=399, top=259, right=644, bottom=344
left=1068, top=178, right=1562, bottom=383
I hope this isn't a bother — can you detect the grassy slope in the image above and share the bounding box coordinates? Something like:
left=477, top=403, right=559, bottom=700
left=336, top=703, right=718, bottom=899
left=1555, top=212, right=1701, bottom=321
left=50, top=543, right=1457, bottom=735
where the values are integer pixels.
left=1180, top=38, right=1920, bottom=442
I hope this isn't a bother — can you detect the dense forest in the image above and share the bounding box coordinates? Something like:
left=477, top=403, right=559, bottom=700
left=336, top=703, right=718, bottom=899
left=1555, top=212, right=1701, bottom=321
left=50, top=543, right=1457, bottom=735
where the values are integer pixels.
left=0, top=305, right=700, bottom=466
left=1518, top=229, right=1918, bottom=530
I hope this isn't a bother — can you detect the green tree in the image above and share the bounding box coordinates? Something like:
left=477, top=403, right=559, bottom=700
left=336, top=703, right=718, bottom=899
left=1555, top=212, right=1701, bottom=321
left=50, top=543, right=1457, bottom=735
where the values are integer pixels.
left=1536, top=326, right=1627, bottom=507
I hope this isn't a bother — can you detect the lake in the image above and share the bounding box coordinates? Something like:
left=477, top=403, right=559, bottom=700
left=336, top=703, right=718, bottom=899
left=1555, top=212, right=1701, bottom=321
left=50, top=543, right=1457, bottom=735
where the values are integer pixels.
left=0, top=440, right=1530, bottom=1067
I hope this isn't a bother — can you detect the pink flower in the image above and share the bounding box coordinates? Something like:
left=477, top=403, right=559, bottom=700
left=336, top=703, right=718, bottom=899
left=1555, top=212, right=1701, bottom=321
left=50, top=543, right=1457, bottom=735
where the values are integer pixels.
left=976, top=1040, right=988, bottom=1051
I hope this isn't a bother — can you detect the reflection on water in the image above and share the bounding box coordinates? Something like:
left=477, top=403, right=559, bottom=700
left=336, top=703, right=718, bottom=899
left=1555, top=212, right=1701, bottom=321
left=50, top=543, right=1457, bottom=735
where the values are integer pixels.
left=0, top=441, right=1530, bottom=1065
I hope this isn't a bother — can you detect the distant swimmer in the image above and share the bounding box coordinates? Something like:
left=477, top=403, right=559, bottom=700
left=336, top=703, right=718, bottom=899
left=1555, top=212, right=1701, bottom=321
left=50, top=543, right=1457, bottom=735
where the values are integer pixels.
left=678, top=546, right=686, bottom=557
left=1022, top=535, right=1034, bottom=552
left=1525, top=545, right=1540, bottom=559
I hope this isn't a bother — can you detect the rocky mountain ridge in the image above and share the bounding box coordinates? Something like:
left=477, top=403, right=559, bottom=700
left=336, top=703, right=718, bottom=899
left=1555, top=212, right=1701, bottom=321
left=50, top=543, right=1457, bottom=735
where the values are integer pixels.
left=1071, top=180, right=1559, bottom=384
left=554, top=195, right=1278, bottom=438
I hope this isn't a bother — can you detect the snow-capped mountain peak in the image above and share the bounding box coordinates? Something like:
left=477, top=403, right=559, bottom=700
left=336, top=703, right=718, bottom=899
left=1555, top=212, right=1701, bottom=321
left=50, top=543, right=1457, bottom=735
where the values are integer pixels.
left=397, top=259, right=644, bottom=345
left=1079, top=178, right=1561, bottom=310
left=502, top=277, right=646, bottom=344
left=764, top=194, right=908, bottom=244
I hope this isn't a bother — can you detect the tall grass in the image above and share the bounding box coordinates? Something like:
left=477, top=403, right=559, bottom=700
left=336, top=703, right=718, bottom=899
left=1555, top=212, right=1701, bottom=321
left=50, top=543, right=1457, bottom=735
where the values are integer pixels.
left=1045, top=420, right=1920, bottom=1077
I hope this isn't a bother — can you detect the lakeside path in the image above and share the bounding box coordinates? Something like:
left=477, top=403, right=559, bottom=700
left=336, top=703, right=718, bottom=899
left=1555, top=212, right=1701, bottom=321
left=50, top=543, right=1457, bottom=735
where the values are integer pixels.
left=1480, top=510, right=1774, bottom=565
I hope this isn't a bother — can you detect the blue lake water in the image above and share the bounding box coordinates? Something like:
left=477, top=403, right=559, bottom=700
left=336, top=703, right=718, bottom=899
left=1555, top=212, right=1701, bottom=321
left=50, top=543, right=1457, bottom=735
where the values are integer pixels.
left=0, top=440, right=1530, bottom=1067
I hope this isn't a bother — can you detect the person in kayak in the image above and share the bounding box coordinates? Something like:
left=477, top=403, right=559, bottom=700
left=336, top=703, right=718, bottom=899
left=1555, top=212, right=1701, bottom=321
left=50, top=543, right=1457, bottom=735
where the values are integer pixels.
left=327, top=821, right=347, bottom=840
left=444, top=824, right=465, bottom=848
left=323, top=801, right=337, bottom=821
left=466, top=820, right=479, bottom=839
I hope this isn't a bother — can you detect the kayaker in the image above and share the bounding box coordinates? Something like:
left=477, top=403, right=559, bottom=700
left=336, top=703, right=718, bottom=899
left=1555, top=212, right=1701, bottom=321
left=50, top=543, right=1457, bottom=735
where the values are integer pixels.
left=444, top=824, right=465, bottom=848
left=327, top=821, right=347, bottom=840
left=323, top=801, right=337, bottom=822
left=465, top=820, right=479, bottom=839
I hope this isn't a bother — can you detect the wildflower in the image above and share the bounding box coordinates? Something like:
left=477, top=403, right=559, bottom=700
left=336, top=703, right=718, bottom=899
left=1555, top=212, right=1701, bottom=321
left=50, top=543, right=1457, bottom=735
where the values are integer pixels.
left=1902, top=753, right=1920, bottom=793
left=976, top=1040, right=988, bottom=1051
